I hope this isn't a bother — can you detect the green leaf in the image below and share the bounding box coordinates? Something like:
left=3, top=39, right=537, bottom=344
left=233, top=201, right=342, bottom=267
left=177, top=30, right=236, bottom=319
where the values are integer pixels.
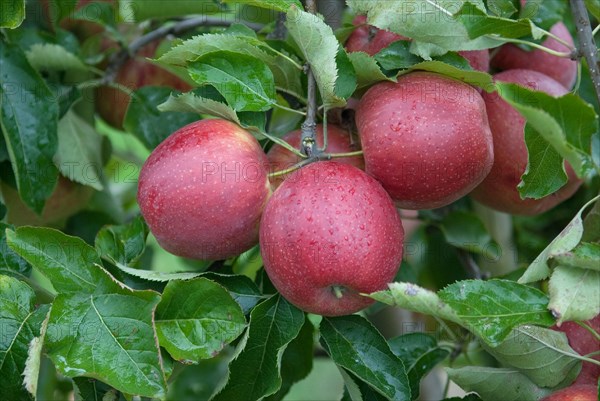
left=495, top=83, right=597, bottom=194
left=71, top=1, right=116, bottom=26
left=0, top=0, right=25, bottom=28
left=155, top=278, right=246, bottom=363
left=126, top=0, right=225, bottom=21
left=438, top=279, right=555, bottom=346
left=519, top=195, right=599, bottom=283
left=487, top=0, right=519, bottom=18
left=388, top=333, right=449, bottom=400
left=375, top=41, right=422, bottom=70
left=585, top=0, right=600, bottom=21
left=264, top=318, right=314, bottom=401
left=483, top=325, right=581, bottom=387
left=213, top=295, right=305, bottom=401
left=158, top=92, right=240, bottom=124
left=339, top=368, right=389, bottom=401
left=221, top=0, right=300, bottom=12
left=188, top=51, right=276, bottom=112
left=6, top=227, right=105, bottom=294
left=582, top=198, right=600, bottom=242
left=0, top=42, right=59, bottom=214
left=25, top=44, right=88, bottom=72
left=95, top=216, right=149, bottom=266
left=347, top=0, right=498, bottom=59
left=369, top=282, right=462, bottom=324
left=73, top=378, right=117, bottom=401
left=111, top=262, right=205, bottom=282
left=548, top=266, right=600, bottom=324
left=554, top=242, right=600, bottom=271
left=123, top=87, right=198, bottom=150
left=446, top=367, right=552, bottom=401
left=203, top=273, right=264, bottom=315
left=286, top=7, right=344, bottom=108
left=22, top=304, right=50, bottom=398
left=54, top=109, right=104, bottom=191
left=400, top=59, right=493, bottom=89
left=348, top=52, right=392, bottom=89
left=0, top=276, right=44, bottom=400
left=320, top=315, right=411, bottom=401
left=0, top=223, right=31, bottom=278
left=440, top=210, right=499, bottom=259
left=334, top=48, right=357, bottom=101
left=522, top=0, right=568, bottom=30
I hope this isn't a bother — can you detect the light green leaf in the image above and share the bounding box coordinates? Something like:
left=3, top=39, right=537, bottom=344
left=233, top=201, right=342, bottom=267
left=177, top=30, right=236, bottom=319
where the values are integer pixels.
left=0, top=223, right=31, bottom=279
left=368, top=282, right=462, bottom=324
left=0, top=0, right=25, bottom=28
left=54, top=109, right=104, bottom=190
left=221, top=0, right=300, bottom=12
left=483, top=325, right=581, bottom=387
left=438, top=280, right=555, bottom=346
left=348, top=52, right=392, bottom=89
left=554, top=242, right=600, bottom=271
left=22, top=305, right=50, bottom=398
left=286, top=7, right=344, bottom=108
left=320, top=315, right=411, bottom=401
left=0, top=42, right=59, bottom=214
left=213, top=295, right=305, bottom=401
left=25, top=44, right=88, bottom=72
left=548, top=266, right=600, bottom=324
left=0, top=276, right=44, bottom=400
left=95, top=216, right=149, bottom=266
left=519, top=195, right=600, bottom=283
left=112, top=261, right=204, bottom=282
left=155, top=278, right=246, bottom=363
left=446, top=367, right=552, bottom=401
left=158, top=92, right=240, bottom=124
left=188, top=51, right=276, bottom=112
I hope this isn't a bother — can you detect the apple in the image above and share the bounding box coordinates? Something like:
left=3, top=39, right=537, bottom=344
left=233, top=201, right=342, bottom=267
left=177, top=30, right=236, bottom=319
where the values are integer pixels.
left=137, top=119, right=271, bottom=260
left=470, top=69, right=582, bottom=215
left=345, top=16, right=490, bottom=72
left=95, top=41, right=192, bottom=129
left=540, top=385, right=598, bottom=401
left=1, top=176, right=93, bottom=227
left=553, top=315, right=600, bottom=385
left=490, top=21, right=577, bottom=88
left=267, top=124, right=364, bottom=189
left=259, top=161, right=404, bottom=316
left=356, top=71, right=494, bottom=209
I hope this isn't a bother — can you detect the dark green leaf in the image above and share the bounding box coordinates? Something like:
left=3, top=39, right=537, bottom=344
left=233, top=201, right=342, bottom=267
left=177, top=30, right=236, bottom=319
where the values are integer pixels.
left=72, top=378, right=117, bottom=401
left=521, top=0, right=568, bottom=30
left=155, top=278, right=246, bottom=363
left=265, top=318, right=314, bottom=401
left=548, top=265, right=600, bottom=324
left=440, top=210, right=499, bottom=259
left=320, top=315, right=411, bottom=401
left=446, top=367, right=552, bottom=401
left=127, top=0, right=225, bottom=21
left=375, top=41, right=422, bottom=70
left=554, top=242, right=600, bottom=271
left=71, top=1, right=115, bottom=26
left=0, top=276, right=44, bottom=400
left=456, top=2, right=543, bottom=40
left=334, top=48, right=357, bottom=101
left=348, top=52, right=391, bottom=90
left=388, top=333, right=450, bottom=399
left=0, top=42, right=59, bottom=214
left=0, top=199, right=5, bottom=219
left=221, top=0, right=300, bottom=12
left=486, top=0, right=519, bottom=18
left=25, top=44, right=88, bottom=72
left=582, top=198, right=600, bottom=242
left=213, top=295, right=305, bottom=401
left=0, top=0, right=25, bottom=28
left=203, top=273, right=264, bottom=315
left=484, top=325, right=581, bottom=387
left=438, top=279, right=555, bottom=346
left=188, top=51, right=276, bottom=112
left=0, top=223, right=31, bottom=278
left=339, top=368, right=389, bottom=401
left=95, top=216, right=149, bottom=266
left=585, top=0, right=600, bottom=21
left=123, top=87, right=199, bottom=150
left=400, top=59, right=493, bottom=89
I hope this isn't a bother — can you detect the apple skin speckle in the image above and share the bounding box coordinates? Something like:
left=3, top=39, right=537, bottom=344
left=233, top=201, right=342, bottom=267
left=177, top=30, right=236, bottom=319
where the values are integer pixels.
left=260, top=161, right=404, bottom=316
left=356, top=72, right=494, bottom=210
left=138, top=119, right=271, bottom=260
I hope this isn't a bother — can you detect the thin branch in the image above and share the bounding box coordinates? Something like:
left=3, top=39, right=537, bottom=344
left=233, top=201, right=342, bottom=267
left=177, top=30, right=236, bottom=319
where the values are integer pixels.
left=300, top=0, right=319, bottom=158
left=571, top=0, right=600, bottom=105
left=456, top=249, right=483, bottom=280
left=102, top=16, right=263, bottom=85
left=267, top=12, right=287, bottom=40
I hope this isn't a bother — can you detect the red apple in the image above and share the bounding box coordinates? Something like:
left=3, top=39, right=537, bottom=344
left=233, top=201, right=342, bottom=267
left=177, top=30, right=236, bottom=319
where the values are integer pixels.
left=491, top=22, right=577, bottom=89
left=554, top=315, right=600, bottom=385
left=345, top=16, right=489, bottom=72
left=1, top=176, right=93, bottom=227
left=470, top=69, right=582, bottom=215
left=267, top=124, right=364, bottom=189
left=540, top=385, right=598, bottom=401
left=260, top=161, right=404, bottom=316
left=95, top=41, right=192, bottom=129
left=356, top=71, right=494, bottom=209
left=137, top=119, right=271, bottom=260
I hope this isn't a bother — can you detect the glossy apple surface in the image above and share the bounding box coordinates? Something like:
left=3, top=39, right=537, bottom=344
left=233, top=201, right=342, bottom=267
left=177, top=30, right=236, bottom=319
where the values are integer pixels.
left=540, top=385, right=598, bottom=401
left=267, top=124, right=364, bottom=189
left=491, top=22, right=577, bottom=88
left=471, top=69, right=582, bottom=215
left=138, top=119, right=271, bottom=260
left=1, top=176, right=93, bottom=227
left=95, top=41, right=191, bottom=129
left=260, top=161, right=404, bottom=316
left=356, top=71, right=494, bottom=209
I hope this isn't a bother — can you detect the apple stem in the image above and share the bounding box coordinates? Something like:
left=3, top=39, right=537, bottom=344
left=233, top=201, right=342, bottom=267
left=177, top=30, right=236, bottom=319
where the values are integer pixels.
left=332, top=285, right=345, bottom=299
left=268, top=150, right=364, bottom=178
left=570, top=0, right=600, bottom=105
